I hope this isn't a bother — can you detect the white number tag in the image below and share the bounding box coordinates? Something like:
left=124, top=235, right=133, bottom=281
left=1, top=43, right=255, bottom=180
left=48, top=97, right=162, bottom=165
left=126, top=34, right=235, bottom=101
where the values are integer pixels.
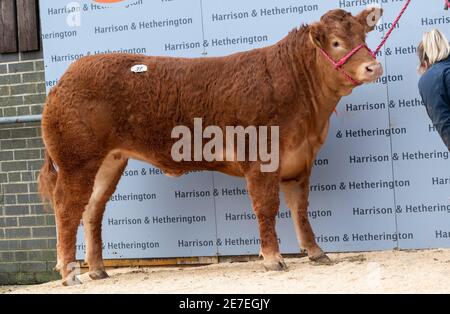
left=131, top=64, right=148, bottom=73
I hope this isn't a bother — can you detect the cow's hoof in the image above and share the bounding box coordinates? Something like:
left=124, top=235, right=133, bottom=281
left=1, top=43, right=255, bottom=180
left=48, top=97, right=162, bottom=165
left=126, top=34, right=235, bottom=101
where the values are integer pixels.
left=89, top=270, right=109, bottom=281
left=309, top=253, right=333, bottom=265
left=264, top=260, right=288, bottom=271
left=62, top=276, right=82, bottom=287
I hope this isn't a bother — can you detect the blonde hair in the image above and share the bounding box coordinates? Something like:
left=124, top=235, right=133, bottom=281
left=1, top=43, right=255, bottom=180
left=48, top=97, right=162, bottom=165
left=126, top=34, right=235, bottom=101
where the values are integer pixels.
left=418, top=29, right=450, bottom=74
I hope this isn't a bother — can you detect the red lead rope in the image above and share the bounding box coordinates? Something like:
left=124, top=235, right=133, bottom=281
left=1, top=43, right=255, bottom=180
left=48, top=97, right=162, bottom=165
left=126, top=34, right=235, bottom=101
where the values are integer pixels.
left=446, top=0, right=450, bottom=9
left=374, top=0, right=412, bottom=56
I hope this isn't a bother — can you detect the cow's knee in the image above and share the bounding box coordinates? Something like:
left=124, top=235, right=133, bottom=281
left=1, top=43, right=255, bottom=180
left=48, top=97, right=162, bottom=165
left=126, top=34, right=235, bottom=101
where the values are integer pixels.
left=245, top=169, right=284, bottom=271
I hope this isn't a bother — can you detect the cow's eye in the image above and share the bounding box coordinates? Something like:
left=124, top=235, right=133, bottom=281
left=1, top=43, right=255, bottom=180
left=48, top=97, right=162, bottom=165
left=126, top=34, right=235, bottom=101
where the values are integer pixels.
left=333, top=41, right=340, bottom=48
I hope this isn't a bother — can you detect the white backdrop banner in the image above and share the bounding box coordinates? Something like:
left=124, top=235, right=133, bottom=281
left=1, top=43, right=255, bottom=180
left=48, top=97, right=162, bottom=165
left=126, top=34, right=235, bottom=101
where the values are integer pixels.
left=38, top=0, right=450, bottom=259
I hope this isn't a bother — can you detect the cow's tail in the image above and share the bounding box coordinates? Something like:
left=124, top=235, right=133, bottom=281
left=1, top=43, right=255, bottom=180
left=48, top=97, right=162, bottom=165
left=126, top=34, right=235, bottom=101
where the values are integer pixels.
left=38, top=150, right=58, bottom=211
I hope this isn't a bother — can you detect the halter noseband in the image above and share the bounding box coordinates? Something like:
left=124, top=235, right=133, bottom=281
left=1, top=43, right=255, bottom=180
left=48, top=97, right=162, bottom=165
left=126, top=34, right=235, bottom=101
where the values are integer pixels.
left=319, top=44, right=377, bottom=86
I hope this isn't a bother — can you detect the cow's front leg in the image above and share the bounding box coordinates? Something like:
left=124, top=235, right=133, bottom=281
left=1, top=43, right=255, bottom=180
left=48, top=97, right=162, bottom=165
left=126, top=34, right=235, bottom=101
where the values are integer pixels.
left=281, top=177, right=331, bottom=264
left=245, top=168, right=286, bottom=271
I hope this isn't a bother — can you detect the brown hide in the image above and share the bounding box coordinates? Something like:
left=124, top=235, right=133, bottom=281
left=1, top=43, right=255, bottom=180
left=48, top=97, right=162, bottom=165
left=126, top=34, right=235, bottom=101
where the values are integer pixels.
left=39, top=8, right=383, bottom=284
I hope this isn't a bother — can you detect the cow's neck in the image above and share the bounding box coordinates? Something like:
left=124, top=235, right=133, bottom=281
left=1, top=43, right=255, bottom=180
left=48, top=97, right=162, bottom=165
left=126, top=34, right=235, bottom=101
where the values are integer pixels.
left=278, top=27, right=343, bottom=131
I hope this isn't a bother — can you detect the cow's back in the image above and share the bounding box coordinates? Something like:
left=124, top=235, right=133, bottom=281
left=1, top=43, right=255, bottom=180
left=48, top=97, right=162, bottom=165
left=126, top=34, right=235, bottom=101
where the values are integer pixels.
left=42, top=51, right=281, bottom=173
left=51, top=51, right=277, bottom=123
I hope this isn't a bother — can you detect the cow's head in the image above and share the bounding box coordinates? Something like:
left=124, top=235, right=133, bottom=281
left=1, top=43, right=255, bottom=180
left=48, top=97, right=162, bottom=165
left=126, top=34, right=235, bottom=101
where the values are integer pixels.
left=309, top=8, right=384, bottom=95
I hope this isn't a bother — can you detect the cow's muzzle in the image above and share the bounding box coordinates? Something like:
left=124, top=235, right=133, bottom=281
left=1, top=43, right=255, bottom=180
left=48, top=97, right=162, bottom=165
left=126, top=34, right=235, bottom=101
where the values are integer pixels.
left=360, top=61, right=383, bottom=83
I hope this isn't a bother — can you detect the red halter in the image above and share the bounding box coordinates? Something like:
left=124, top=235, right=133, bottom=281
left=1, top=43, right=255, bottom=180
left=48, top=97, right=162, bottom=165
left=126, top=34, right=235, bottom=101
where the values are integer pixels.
left=445, top=0, right=450, bottom=9
left=319, top=0, right=411, bottom=86
left=319, top=44, right=376, bottom=85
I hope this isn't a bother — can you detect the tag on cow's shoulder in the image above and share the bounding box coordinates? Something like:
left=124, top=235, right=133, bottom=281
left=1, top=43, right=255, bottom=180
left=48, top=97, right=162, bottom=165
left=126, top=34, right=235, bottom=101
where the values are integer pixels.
left=131, top=64, right=148, bottom=73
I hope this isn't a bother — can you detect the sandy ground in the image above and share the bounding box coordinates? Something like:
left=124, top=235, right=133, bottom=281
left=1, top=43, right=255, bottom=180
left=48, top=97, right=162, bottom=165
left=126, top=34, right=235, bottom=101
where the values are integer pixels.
left=2, top=249, right=450, bottom=294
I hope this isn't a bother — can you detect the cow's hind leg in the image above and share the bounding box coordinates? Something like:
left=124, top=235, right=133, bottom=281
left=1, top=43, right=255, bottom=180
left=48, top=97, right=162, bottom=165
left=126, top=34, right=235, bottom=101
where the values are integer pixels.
left=54, top=160, right=102, bottom=286
left=281, top=178, right=331, bottom=264
left=83, top=151, right=128, bottom=280
left=245, top=169, right=286, bottom=271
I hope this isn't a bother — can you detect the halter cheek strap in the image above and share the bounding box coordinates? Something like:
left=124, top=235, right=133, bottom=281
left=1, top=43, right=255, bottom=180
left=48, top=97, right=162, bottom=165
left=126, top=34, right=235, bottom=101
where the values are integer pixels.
left=319, top=44, right=377, bottom=86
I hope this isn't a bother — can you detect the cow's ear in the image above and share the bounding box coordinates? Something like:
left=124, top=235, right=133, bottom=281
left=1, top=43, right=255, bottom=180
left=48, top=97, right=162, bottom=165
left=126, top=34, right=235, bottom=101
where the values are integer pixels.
left=309, top=23, right=326, bottom=48
left=357, top=7, right=383, bottom=33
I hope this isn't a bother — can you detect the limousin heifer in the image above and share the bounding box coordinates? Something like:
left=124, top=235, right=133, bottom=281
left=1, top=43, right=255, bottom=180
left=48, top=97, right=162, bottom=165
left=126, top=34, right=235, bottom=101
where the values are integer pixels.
left=39, top=8, right=383, bottom=285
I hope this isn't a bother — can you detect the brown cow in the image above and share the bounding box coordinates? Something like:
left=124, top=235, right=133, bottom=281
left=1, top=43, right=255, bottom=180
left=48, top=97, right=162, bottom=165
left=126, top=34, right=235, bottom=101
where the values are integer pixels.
left=39, top=8, right=383, bottom=285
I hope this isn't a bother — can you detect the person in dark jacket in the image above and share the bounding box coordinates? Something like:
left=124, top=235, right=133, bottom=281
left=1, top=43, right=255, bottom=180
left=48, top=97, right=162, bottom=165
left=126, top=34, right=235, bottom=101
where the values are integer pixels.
left=418, top=29, right=450, bottom=149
